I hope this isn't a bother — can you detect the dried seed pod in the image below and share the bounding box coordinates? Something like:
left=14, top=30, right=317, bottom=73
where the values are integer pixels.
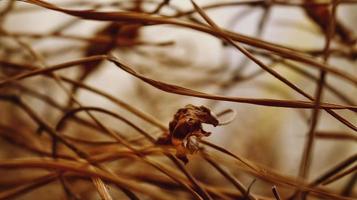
left=157, top=104, right=219, bottom=163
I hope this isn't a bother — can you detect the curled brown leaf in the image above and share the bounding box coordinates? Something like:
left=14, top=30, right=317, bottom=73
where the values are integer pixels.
left=157, top=104, right=219, bottom=163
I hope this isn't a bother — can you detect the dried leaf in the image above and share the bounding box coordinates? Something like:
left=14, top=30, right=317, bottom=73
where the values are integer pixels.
left=157, top=104, right=219, bottom=163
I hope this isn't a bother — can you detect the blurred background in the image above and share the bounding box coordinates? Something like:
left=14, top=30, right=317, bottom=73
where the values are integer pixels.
left=0, top=0, right=356, bottom=199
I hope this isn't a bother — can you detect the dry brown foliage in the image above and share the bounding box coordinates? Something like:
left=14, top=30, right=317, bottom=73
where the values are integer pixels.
left=0, top=0, right=356, bottom=200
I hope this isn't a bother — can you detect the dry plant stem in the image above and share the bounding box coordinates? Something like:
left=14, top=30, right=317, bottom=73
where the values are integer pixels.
left=117, top=161, right=232, bottom=199
left=0, top=147, right=162, bottom=198
left=56, top=109, right=144, bottom=200
left=3, top=60, right=229, bottom=136
left=0, top=57, right=354, bottom=198
left=0, top=173, right=59, bottom=200
left=222, top=60, right=278, bottom=87
left=48, top=1, right=112, bottom=35
left=246, top=179, right=257, bottom=198
left=1, top=25, right=116, bottom=199
left=4, top=83, right=142, bottom=144
left=321, top=165, right=357, bottom=185
left=66, top=0, right=143, bottom=109
left=0, top=95, right=89, bottom=158
left=202, top=152, right=257, bottom=200
left=19, top=91, right=127, bottom=142
left=3, top=1, right=357, bottom=133
left=9, top=83, right=68, bottom=110
left=0, top=149, right=351, bottom=199
left=315, top=131, right=357, bottom=141
left=174, top=1, right=263, bottom=18
left=311, top=153, right=357, bottom=186
left=56, top=106, right=211, bottom=200
left=0, top=0, right=15, bottom=24
left=63, top=111, right=356, bottom=198
left=89, top=148, right=166, bottom=164
left=150, top=0, right=170, bottom=14
left=1, top=83, right=256, bottom=199
left=202, top=142, right=354, bottom=200
left=14, top=0, right=357, bottom=14
left=2, top=56, right=355, bottom=111
left=0, top=96, right=137, bottom=200
left=2, top=31, right=116, bottom=200
left=3, top=32, right=113, bottom=200
left=0, top=144, right=160, bottom=199
left=116, top=172, right=251, bottom=200
left=107, top=56, right=356, bottom=111
left=87, top=108, right=214, bottom=200
left=190, top=0, right=357, bottom=134
left=272, top=186, right=282, bottom=200
left=59, top=175, right=82, bottom=200
left=0, top=95, right=113, bottom=160
left=61, top=107, right=240, bottom=200
left=0, top=171, right=238, bottom=200
left=0, top=158, right=170, bottom=200
left=0, top=92, right=140, bottom=152
left=1, top=31, right=108, bottom=138
left=46, top=83, right=118, bottom=170
left=0, top=123, right=78, bottom=160
left=21, top=0, right=357, bottom=85
left=289, top=154, right=357, bottom=199
left=59, top=76, right=166, bottom=130
left=172, top=0, right=357, bottom=18
left=166, top=156, right=213, bottom=200
left=55, top=107, right=156, bottom=144
left=239, top=49, right=355, bottom=105
left=111, top=55, right=357, bottom=152
left=230, top=0, right=271, bottom=77
left=298, top=0, right=338, bottom=184
left=0, top=89, right=350, bottom=199
left=341, top=172, right=356, bottom=196
left=0, top=77, right=157, bottom=148
left=50, top=17, right=81, bottom=35
left=2, top=82, right=255, bottom=199
left=1, top=2, right=355, bottom=196
left=93, top=178, right=113, bottom=200
left=276, top=59, right=355, bottom=106
left=0, top=59, right=166, bottom=130
left=1, top=31, right=174, bottom=47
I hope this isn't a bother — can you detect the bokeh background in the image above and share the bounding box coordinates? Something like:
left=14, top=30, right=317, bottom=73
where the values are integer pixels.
left=0, top=0, right=356, bottom=199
